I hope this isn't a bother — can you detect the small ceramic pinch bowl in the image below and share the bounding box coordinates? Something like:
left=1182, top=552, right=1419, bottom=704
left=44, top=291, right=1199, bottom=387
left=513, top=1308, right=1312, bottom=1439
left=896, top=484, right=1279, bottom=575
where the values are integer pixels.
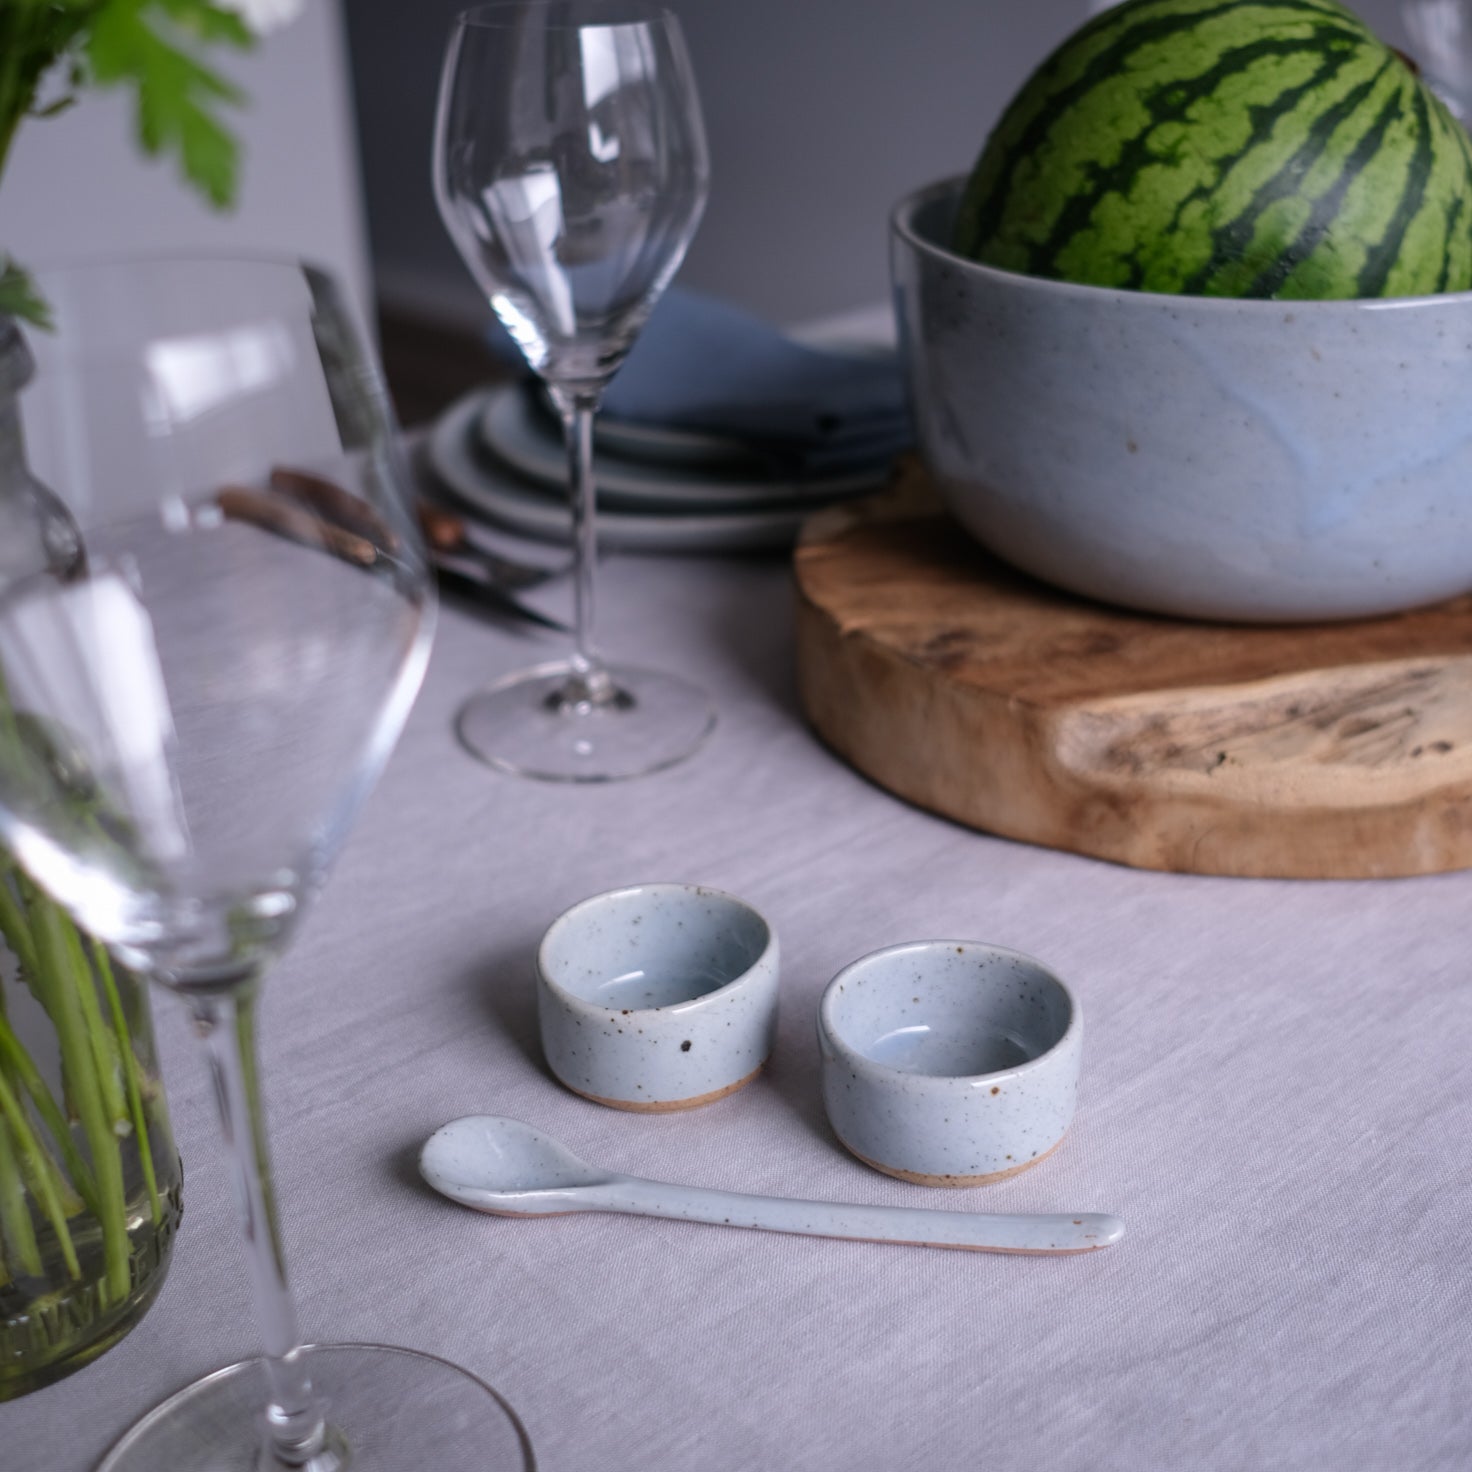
left=818, top=941, right=1080, bottom=1186
left=537, top=883, right=779, bottom=1111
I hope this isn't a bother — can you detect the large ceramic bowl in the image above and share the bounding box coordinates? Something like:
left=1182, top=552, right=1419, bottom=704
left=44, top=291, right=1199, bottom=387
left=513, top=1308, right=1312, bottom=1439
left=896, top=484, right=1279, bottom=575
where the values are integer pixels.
left=891, top=177, right=1472, bottom=623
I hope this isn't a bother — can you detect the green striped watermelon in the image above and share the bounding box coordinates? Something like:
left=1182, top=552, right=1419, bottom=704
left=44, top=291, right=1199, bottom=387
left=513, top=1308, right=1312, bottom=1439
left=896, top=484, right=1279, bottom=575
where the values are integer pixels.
left=953, top=0, right=1472, bottom=299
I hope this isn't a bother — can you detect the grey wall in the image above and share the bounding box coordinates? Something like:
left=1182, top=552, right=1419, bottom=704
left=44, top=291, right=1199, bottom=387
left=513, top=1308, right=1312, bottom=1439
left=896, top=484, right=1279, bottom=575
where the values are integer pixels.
left=345, top=0, right=1413, bottom=330
left=0, top=0, right=1420, bottom=337
left=1, top=0, right=371, bottom=322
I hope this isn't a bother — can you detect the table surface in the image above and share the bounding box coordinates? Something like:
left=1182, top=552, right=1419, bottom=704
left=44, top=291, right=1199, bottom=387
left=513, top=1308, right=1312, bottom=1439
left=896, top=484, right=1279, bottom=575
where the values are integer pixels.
left=9, top=524, right=1472, bottom=1471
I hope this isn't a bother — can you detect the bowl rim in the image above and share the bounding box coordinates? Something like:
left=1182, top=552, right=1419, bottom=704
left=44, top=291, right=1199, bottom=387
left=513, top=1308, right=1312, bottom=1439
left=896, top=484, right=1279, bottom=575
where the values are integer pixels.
left=537, top=881, right=776, bottom=1020
left=891, top=175, right=1472, bottom=313
left=817, top=939, right=1078, bottom=1090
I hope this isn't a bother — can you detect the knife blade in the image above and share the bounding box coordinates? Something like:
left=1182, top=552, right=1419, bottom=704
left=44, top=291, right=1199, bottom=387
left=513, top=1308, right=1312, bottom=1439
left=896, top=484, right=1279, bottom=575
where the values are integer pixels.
left=430, top=549, right=570, bottom=632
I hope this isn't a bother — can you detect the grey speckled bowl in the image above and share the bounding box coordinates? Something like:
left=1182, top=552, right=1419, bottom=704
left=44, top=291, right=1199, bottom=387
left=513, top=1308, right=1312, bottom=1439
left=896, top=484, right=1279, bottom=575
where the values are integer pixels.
left=892, top=177, right=1472, bottom=623
left=818, top=941, right=1080, bottom=1187
left=537, top=883, right=779, bottom=1111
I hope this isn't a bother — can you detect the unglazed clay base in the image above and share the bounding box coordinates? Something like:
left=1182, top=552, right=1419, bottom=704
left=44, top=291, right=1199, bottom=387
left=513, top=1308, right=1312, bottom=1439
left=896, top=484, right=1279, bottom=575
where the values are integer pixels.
left=565, top=1062, right=764, bottom=1112
left=839, top=1132, right=1065, bottom=1188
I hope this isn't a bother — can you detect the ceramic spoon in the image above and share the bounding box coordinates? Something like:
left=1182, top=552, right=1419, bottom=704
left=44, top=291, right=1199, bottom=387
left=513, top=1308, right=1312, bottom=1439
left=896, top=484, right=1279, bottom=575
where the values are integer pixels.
left=419, top=1116, right=1124, bottom=1256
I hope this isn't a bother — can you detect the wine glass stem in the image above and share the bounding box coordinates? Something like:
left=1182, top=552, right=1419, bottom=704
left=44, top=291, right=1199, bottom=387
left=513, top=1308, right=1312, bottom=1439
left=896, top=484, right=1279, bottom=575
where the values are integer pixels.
left=561, top=393, right=604, bottom=683
left=192, top=983, right=337, bottom=1469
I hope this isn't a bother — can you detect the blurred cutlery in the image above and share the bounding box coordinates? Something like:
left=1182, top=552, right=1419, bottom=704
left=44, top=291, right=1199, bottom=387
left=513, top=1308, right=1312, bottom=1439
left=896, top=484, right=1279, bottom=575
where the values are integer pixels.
left=416, top=500, right=575, bottom=591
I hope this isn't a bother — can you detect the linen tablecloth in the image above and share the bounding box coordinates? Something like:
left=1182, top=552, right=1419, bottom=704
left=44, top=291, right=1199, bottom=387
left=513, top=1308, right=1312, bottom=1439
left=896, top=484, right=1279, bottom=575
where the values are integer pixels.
left=8, top=544, right=1472, bottom=1470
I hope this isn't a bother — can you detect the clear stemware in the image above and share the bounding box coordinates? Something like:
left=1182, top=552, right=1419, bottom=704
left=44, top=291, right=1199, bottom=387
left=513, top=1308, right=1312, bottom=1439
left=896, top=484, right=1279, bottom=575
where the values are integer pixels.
left=433, top=0, right=714, bottom=782
left=0, top=258, right=532, bottom=1471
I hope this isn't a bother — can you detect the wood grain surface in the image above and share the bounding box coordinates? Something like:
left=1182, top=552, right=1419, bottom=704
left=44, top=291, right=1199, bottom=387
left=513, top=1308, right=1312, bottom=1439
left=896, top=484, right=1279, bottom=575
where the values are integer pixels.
left=793, top=462, right=1472, bottom=878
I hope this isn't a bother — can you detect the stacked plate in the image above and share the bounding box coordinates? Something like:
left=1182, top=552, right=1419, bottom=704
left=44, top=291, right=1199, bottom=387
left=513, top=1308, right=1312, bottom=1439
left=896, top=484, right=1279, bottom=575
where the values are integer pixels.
left=424, top=379, right=899, bottom=554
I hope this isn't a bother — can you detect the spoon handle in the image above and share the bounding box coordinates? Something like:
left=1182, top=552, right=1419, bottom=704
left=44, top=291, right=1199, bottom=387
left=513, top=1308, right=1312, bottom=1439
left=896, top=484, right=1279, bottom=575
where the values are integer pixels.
left=594, top=1177, right=1123, bottom=1255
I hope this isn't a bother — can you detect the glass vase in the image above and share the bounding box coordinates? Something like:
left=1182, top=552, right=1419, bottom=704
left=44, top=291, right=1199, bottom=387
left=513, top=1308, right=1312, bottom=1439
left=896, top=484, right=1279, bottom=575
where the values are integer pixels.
left=0, top=317, right=183, bottom=1400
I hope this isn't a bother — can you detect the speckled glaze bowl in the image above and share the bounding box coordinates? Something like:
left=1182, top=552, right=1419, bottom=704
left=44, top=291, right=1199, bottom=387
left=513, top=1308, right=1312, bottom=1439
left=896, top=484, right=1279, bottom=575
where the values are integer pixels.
left=892, top=177, right=1472, bottom=623
left=818, top=941, right=1080, bottom=1187
left=537, top=884, right=779, bottom=1111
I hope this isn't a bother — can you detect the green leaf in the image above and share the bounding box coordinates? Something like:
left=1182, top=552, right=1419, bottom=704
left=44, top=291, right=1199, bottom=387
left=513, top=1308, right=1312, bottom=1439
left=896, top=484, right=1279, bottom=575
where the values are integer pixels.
left=84, top=0, right=253, bottom=210
left=156, top=0, right=254, bottom=49
left=0, top=258, right=52, bottom=330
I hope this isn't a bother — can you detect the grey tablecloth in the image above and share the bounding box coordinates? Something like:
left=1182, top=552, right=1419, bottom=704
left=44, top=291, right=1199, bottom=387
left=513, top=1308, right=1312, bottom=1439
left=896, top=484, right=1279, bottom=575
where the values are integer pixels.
left=9, top=545, right=1472, bottom=1470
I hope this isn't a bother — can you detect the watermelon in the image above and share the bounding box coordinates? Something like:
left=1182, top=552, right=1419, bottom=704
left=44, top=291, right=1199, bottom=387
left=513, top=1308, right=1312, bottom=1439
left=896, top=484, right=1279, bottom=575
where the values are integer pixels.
left=952, top=0, right=1472, bottom=299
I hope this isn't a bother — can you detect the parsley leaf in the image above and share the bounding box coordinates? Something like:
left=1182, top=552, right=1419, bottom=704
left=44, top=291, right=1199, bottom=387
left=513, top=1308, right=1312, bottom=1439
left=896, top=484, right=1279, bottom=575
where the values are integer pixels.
left=0, top=258, right=54, bottom=330
left=0, top=0, right=254, bottom=327
left=85, top=0, right=254, bottom=208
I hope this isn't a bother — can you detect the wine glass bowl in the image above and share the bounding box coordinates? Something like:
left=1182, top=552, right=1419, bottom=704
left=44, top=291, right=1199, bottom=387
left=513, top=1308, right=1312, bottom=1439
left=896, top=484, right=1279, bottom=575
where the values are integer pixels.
left=435, top=16, right=707, bottom=387
left=2, top=260, right=430, bottom=984
left=0, top=256, right=532, bottom=1470
left=434, top=0, right=715, bottom=782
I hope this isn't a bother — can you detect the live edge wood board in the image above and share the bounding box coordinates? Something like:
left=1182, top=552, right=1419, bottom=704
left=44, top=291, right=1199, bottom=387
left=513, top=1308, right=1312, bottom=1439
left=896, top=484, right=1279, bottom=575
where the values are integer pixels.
left=793, top=463, right=1472, bottom=879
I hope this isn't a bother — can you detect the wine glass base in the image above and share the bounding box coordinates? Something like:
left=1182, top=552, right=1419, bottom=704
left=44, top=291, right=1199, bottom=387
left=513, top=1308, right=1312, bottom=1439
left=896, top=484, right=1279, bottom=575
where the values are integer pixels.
left=456, top=659, right=715, bottom=782
left=96, top=1343, right=534, bottom=1471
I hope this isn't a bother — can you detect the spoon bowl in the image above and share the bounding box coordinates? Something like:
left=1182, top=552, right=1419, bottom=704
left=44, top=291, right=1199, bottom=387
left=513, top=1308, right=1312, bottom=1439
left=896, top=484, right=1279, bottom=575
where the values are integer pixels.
left=419, top=1115, right=1124, bottom=1255
left=420, top=1116, right=609, bottom=1210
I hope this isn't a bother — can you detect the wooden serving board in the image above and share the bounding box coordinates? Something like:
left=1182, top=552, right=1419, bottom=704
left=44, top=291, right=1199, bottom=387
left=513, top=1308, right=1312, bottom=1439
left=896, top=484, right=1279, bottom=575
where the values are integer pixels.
left=794, top=462, right=1472, bottom=879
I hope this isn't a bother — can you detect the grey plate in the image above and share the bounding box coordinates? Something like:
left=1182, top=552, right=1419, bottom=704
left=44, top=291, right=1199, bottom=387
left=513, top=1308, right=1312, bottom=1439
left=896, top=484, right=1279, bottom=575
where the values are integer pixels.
left=590, top=413, right=755, bottom=468
left=426, top=391, right=815, bottom=553
left=525, top=381, right=756, bottom=469
left=475, top=382, right=890, bottom=511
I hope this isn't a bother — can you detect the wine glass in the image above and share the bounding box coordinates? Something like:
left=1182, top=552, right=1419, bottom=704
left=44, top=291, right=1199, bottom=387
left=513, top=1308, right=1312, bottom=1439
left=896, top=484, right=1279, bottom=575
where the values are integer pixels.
left=433, top=0, right=714, bottom=782
left=0, top=258, right=532, bottom=1471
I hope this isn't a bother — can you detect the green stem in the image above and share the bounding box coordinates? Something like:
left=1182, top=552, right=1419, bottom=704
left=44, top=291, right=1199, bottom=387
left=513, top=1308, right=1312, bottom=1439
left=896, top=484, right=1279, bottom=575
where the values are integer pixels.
left=33, top=900, right=128, bottom=1302
left=0, top=874, right=97, bottom=1219
left=0, top=1010, right=96, bottom=1214
left=234, top=992, right=286, bottom=1267
left=60, top=914, right=129, bottom=1134
left=0, top=112, right=21, bottom=200
left=93, top=940, right=159, bottom=1222
left=0, top=42, right=27, bottom=194
left=0, top=1065, right=78, bottom=1278
left=17, top=1115, right=84, bottom=1219
left=0, top=869, right=39, bottom=980
left=0, top=1108, right=40, bottom=1279
left=0, top=9, right=44, bottom=198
